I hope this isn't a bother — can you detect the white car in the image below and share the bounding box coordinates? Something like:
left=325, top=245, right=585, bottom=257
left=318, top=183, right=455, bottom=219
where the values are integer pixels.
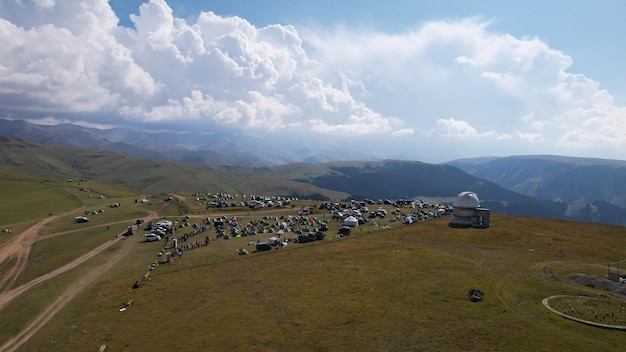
left=144, top=233, right=161, bottom=242
left=74, top=216, right=89, bottom=223
left=156, top=220, right=172, bottom=228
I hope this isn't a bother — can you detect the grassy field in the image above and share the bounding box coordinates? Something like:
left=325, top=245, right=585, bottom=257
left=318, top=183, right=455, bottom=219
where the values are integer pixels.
left=0, top=179, right=81, bottom=229
left=2, top=175, right=626, bottom=351
left=548, top=295, right=626, bottom=325
left=6, top=210, right=626, bottom=351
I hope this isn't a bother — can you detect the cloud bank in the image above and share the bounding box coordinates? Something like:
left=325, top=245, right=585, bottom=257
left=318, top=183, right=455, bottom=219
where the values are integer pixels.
left=0, top=0, right=624, bottom=162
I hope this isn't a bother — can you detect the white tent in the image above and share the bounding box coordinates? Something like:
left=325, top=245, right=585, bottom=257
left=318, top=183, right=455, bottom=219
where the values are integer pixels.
left=268, top=236, right=280, bottom=245
left=343, top=216, right=359, bottom=227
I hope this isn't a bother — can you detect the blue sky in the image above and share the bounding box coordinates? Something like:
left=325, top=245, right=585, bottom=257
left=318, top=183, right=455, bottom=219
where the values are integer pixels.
left=1, top=0, right=625, bottom=162
left=109, top=0, right=626, bottom=102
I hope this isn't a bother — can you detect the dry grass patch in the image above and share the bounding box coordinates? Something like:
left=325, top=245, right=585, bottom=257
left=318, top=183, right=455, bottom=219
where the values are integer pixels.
left=548, top=295, right=626, bottom=326
left=0, top=179, right=82, bottom=227
left=6, top=206, right=626, bottom=352
left=46, top=215, right=626, bottom=351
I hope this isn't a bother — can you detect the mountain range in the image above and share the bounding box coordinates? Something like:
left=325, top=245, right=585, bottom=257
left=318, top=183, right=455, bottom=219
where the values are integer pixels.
left=447, top=155, right=626, bottom=225
left=0, top=119, right=377, bottom=167
left=1, top=118, right=625, bottom=226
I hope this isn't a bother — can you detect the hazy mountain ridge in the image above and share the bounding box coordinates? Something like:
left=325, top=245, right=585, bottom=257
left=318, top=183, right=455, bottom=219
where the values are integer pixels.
left=447, top=155, right=626, bottom=205
left=0, top=119, right=375, bottom=167
left=300, top=160, right=527, bottom=201
left=447, top=155, right=626, bottom=225
left=0, top=136, right=348, bottom=199
left=2, top=121, right=626, bottom=226
left=0, top=119, right=298, bottom=167
left=0, top=136, right=530, bottom=204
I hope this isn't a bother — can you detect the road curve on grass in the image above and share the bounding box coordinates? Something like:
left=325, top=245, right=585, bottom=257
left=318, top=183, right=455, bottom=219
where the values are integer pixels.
left=0, top=206, right=164, bottom=352
left=0, top=204, right=86, bottom=290
left=542, top=295, right=626, bottom=330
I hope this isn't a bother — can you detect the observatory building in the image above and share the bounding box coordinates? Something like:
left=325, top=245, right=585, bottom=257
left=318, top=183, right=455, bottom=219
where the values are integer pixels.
left=449, top=191, right=490, bottom=228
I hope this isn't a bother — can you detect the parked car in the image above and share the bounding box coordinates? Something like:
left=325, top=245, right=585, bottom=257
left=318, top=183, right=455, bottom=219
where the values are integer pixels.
left=144, top=233, right=161, bottom=242
left=256, top=242, right=272, bottom=251
left=298, top=231, right=325, bottom=243
left=74, top=216, right=89, bottom=223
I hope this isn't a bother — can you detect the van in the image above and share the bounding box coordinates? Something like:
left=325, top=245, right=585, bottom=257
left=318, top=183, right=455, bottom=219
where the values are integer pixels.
left=144, top=233, right=161, bottom=242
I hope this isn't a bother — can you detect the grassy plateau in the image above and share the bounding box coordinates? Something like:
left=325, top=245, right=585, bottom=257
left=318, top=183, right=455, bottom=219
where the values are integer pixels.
left=1, top=177, right=626, bottom=351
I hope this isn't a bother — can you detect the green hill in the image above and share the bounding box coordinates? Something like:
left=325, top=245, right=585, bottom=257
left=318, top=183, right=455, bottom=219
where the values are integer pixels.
left=447, top=155, right=626, bottom=225
left=3, top=192, right=626, bottom=351
left=0, top=136, right=348, bottom=201
left=2, top=141, right=626, bottom=351
left=3, top=137, right=625, bottom=225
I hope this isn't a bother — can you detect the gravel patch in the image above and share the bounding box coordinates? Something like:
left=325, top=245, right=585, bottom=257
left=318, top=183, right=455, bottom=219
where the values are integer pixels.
left=566, top=273, right=626, bottom=299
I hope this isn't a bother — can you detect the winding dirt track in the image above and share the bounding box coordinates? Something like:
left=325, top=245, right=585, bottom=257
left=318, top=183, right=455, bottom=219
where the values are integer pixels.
left=0, top=197, right=293, bottom=351
left=0, top=212, right=74, bottom=290
left=0, top=206, right=162, bottom=352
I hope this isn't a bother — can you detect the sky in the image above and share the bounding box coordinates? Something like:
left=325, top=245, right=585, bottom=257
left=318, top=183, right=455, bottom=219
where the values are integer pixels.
left=0, top=0, right=625, bottom=163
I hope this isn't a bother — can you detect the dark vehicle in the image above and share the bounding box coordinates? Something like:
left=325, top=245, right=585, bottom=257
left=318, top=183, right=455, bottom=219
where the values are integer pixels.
left=298, top=234, right=314, bottom=243
left=468, top=289, right=484, bottom=302
left=256, top=242, right=272, bottom=251
left=339, top=226, right=351, bottom=236
left=298, top=231, right=326, bottom=243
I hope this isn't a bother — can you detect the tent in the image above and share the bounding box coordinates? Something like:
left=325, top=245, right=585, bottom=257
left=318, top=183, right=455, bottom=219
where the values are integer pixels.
left=268, top=236, right=280, bottom=245
left=343, top=216, right=359, bottom=227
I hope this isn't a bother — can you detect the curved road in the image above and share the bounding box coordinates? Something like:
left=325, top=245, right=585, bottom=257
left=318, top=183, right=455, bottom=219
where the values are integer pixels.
left=0, top=205, right=164, bottom=352
left=0, top=198, right=303, bottom=351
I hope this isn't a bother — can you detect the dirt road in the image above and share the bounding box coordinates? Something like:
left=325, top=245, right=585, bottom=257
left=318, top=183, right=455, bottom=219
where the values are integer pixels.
left=0, top=206, right=163, bottom=352
left=0, top=198, right=296, bottom=351
left=0, top=206, right=85, bottom=290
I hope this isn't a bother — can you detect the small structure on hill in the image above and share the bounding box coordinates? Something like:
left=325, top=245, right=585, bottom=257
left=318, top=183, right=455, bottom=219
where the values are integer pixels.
left=607, top=259, right=626, bottom=282
left=449, top=191, right=490, bottom=228
left=343, top=216, right=359, bottom=227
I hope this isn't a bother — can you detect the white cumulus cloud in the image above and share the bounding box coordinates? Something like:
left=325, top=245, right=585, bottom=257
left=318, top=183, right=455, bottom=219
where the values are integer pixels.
left=0, top=0, right=624, bottom=161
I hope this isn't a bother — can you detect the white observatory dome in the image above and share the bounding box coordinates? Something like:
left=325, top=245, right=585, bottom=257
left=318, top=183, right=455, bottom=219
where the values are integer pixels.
left=454, top=191, right=480, bottom=208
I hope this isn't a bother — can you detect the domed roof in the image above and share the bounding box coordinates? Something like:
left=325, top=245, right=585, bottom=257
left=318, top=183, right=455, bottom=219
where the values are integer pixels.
left=454, top=191, right=480, bottom=208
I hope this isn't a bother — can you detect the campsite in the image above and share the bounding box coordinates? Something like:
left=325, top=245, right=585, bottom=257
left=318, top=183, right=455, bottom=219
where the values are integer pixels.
left=1, top=176, right=626, bottom=351
left=2, top=1, right=626, bottom=349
